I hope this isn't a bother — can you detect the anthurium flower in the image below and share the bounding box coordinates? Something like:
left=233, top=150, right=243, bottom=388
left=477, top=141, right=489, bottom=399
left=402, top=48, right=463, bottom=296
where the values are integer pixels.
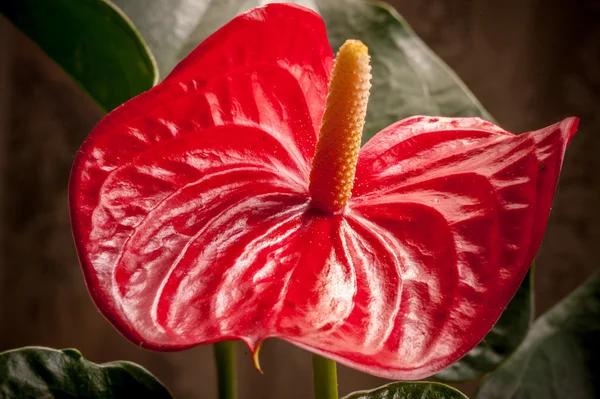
left=69, top=3, right=577, bottom=380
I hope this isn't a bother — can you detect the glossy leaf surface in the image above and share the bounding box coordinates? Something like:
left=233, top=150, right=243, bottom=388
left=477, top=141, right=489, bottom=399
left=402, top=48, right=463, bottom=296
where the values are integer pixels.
left=69, top=4, right=577, bottom=380
left=113, top=0, right=532, bottom=379
left=342, top=381, right=469, bottom=399
left=1, top=0, right=157, bottom=111
left=0, top=347, right=172, bottom=398
left=476, top=272, right=600, bottom=399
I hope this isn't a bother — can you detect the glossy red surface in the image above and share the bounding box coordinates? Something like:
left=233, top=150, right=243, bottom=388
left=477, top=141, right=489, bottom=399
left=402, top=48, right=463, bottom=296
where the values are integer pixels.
left=69, top=4, right=578, bottom=380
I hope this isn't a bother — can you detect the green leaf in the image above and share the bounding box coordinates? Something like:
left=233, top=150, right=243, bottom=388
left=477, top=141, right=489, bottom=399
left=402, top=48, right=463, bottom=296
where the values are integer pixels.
left=1, top=0, right=157, bottom=111
left=309, top=0, right=493, bottom=142
left=342, top=381, right=469, bottom=399
left=434, top=269, right=534, bottom=382
left=476, top=272, right=600, bottom=399
left=0, top=347, right=173, bottom=399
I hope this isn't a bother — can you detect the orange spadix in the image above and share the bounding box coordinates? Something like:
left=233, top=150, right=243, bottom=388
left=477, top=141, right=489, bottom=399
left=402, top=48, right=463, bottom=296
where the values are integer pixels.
left=309, top=40, right=372, bottom=213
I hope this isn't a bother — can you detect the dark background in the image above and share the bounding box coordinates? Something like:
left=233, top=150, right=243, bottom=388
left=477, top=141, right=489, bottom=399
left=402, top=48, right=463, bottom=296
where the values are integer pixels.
left=1, top=0, right=599, bottom=398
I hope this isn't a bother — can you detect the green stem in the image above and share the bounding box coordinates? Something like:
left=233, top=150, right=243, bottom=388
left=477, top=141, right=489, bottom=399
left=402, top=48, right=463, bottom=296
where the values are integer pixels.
left=213, top=341, right=237, bottom=399
left=312, top=354, right=338, bottom=399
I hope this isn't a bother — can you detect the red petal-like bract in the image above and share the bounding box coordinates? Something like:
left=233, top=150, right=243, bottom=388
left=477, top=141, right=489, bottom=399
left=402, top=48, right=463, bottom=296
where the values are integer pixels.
left=69, top=4, right=578, bottom=380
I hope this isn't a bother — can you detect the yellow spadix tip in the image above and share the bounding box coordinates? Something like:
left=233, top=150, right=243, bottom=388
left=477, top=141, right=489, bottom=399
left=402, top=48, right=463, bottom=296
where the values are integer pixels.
left=342, top=39, right=368, bottom=55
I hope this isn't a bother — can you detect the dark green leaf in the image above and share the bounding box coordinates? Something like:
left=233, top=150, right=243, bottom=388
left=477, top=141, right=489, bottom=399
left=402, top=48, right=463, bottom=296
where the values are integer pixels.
left=1, top=0, right=157, bottom=111
left=312, top=0, right=493, bottom=142
left=435, top=269, right=534, bottom=382
left=342, top=381, right=469, bottom=399
left=0, top=347, right=173, bottom=399
left=476, top=272, right=600, bottom=399
left=110, top=0, right=213, bottom=77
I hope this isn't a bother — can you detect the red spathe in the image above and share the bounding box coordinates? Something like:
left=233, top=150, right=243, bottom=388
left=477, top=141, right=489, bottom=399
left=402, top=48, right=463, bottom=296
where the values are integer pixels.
left=69, top=3, right=578, bottom=380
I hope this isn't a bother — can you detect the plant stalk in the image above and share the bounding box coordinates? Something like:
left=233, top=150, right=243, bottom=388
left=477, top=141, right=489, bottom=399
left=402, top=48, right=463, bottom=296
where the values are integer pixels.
left=312, top=354, right=338, bottom=399
left=213, top=341, right=237, bottom=399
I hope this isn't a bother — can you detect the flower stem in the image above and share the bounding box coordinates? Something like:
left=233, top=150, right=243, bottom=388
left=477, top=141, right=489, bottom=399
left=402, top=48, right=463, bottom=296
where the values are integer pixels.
left=213, top=341, right=237, bottom=399
left=312, top=354, right=338, bottom=399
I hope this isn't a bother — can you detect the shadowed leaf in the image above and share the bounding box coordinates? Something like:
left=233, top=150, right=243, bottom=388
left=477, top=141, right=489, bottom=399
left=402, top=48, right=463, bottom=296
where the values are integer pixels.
left=0, top=347, right=173, bottom=399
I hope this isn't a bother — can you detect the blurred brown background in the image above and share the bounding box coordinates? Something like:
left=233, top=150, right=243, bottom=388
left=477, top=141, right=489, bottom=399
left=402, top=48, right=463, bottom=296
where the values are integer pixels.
left=1, top=0, right=599, bottom=398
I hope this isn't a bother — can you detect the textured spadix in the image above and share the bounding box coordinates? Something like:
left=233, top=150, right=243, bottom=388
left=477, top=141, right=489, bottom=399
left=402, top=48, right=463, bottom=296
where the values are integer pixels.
left=69, top=3, right=578, bottom=380
left=310, top=39, right=371, bottom=212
